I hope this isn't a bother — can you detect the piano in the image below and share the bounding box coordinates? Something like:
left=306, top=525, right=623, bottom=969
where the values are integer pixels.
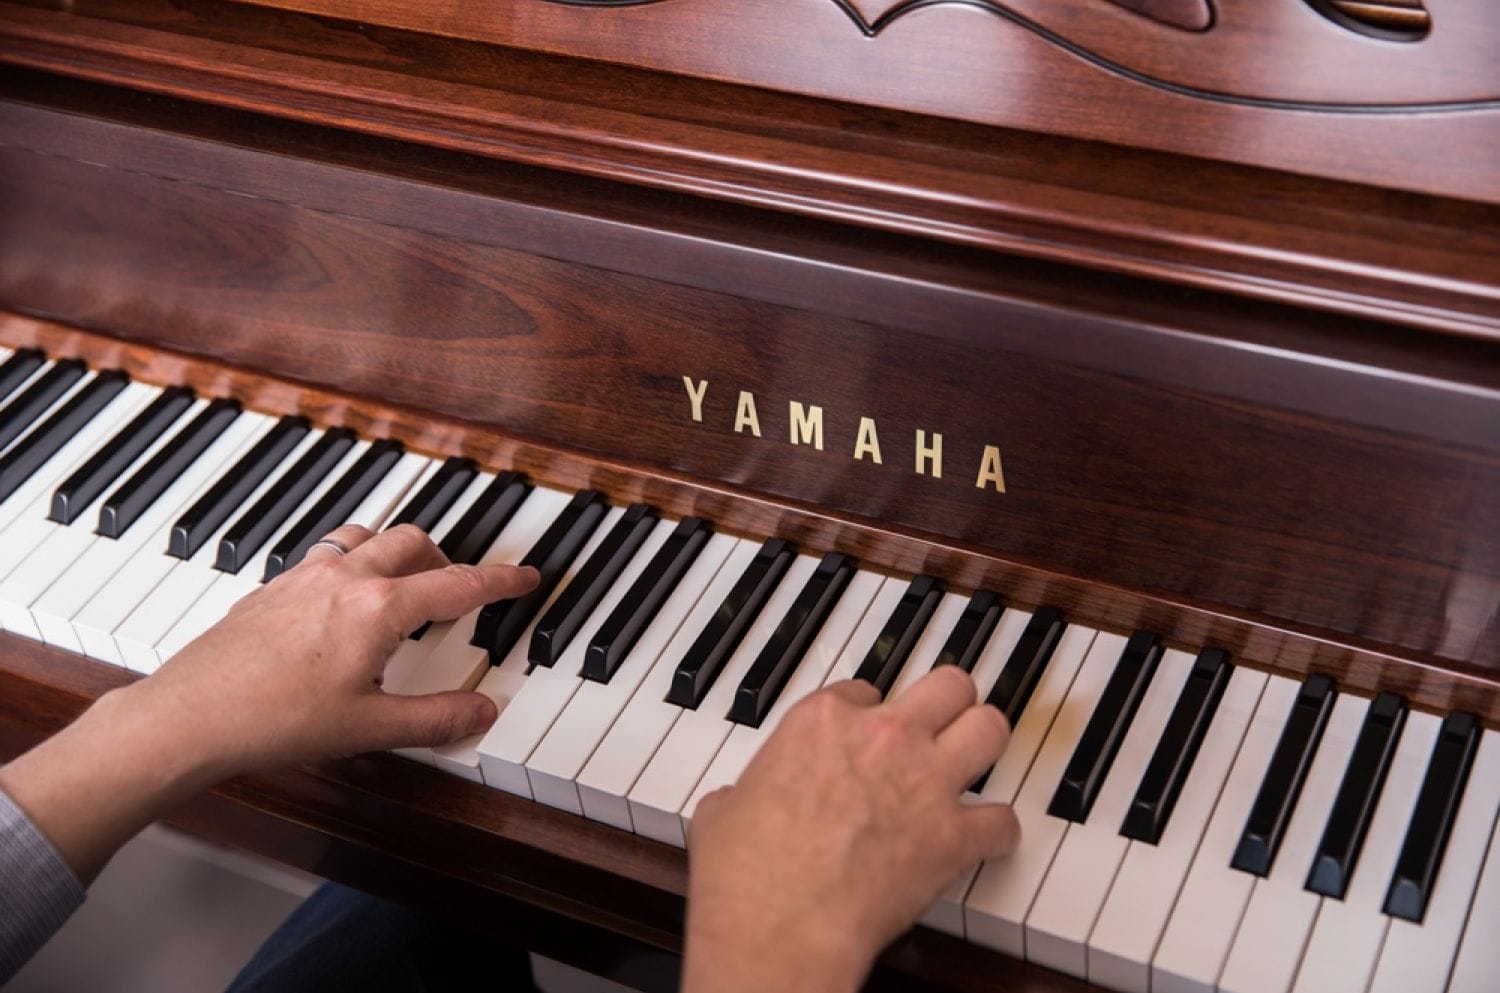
left=0, top=1, right=1497, bottom=991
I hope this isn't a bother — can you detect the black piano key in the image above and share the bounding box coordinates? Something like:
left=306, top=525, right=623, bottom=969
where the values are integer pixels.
left=169, top=415, right=309, bottom=560
left=729, top=551, right=855, bottom=727
left=582, top=516, right=711, bottom=683
left=439, top=471, right=533, bottom=566
left=1383, top=711, right=1481, bottom=922
left=50, top=385, right=196, bottom=526
left=968, top=606, right=1068, bottom=794
left=529, top=503, right=659, bottom=668
left=852, top=575, right=944, bottom=698
left=983, top=606, right=1066, bottom=727
left=386, top=456, right=476, bottom=533
left=405, top=470, right=531, bottom=641
left=0, top=370, right=128, bottom=506
left=665, top=537, right=796, bottom=709
left=1306, top=692, right=1407, bottom=899
left=933, top=590, right=1003, bottom=673
left=98, top=398, right=242, bottom=539
left=99, top=396, right=243, bottom=537
left=215, top=428, right=355, bottom=574
left=0, top=358, right=86, bottom=454
left=1120, top=648, right=1233, bottom=845
left=1230, top=673, right=1337, bottom=877
left=471, top=489, right=608, bottom=662
left=263, top=438, right=405, bottom=581
left=1048, top=630, right=1165, bottom=823
left=0, top=348, right=45, bottom=403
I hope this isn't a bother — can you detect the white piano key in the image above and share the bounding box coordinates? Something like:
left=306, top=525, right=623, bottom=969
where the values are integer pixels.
left=0, top=380, right=155, bottom=551
left=1085, top=665, right=1268, bottom=993
left=388, top=485, right=574, bottom=705
left=813, top=574, right=911, bottom=689
left=1025, top=647, right=1198, bottom=979
left=1150, top=674, right=1301, bottom=993
left=417, top=495, right=609, bottom=774
left=963, top=628, right=1123, bottom=958
left=1367, top=728, right=1500, bottom=993
left=344, top=451, right=429, bottom=532
left=376, top=470, right=499, bottom=692
left=678, top=570, right=887, bottom=833
left=105, top=426, right=325, bottom=671
left=573, top=538, right=763, bottom=831
left=523, top=532, right=737, bottom=816
left=474, top=516, right=677, bottom=796
left=627, top=553, right=822, bottom=847
left=1217, top=691, right=1370, bottom=993
left=1289, top=711, right=1441, bottom=993
left=881, top=590, right=969, bottom=701
left=0, top=396, right=208, bottom=639
left=1447, top=775, right=1500, bottom=993
left=924, top=608, right=1087, bottom=939
left=31, top=411, right=268, bottom=654
left=146, top=439, right=373, bottom=671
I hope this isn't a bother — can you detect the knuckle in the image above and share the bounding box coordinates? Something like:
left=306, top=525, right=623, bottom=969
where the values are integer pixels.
left=341, top=576, right=397, bottom=616
left=444, top=562, right=489, bottom=597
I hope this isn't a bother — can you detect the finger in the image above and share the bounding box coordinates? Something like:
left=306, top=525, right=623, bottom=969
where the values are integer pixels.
left=359, top=689, right=499, bottom=751
left=686, top=785, right=733, bottom=849
left=344, top=523, right=450, bottom=577
left=934, top=704, right=1011, bottom=791
left=821, top=678, right=882, bottom=707
left=302, top=523, right=374, bottom=563
left=388, top=563, right=540, bottom=633
left=886, top=664, right=978, bottom=733
left=955, top=802, right=1022, bottom=866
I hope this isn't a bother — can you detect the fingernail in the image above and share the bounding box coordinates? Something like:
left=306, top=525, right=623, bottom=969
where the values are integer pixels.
left=468, top=698, right=498, bottom=734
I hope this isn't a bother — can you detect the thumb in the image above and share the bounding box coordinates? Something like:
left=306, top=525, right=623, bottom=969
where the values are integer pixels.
left=362, top=690, right=498, bottom=751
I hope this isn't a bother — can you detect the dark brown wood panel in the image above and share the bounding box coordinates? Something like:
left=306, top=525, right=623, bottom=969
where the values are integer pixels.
left=217, top=0, right=1500, bottom=200
left=1, top=87, right=1496, bottom=687
left=0, top=4, right=1498, bottom=338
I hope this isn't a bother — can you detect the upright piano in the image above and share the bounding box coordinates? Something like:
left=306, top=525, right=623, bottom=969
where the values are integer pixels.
left=0, top=1, right=1497, bottom=990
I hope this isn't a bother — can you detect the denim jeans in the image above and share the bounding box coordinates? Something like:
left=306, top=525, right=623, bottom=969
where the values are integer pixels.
left=226, top=882, right=537, bottom=993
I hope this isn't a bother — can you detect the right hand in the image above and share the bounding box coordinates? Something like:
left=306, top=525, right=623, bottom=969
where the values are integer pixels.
left=684, top=665, right=1021, bottom=993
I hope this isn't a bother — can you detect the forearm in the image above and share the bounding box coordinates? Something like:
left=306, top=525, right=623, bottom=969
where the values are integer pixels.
left=0, top=679, right=225, bottom=884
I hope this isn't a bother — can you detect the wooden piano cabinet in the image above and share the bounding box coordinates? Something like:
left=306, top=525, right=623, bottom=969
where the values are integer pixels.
left=0, top=2, right=1497, bottom=989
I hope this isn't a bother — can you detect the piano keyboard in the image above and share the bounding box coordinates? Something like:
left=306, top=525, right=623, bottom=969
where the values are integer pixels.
left=0, top=346, right=1495, bottom=993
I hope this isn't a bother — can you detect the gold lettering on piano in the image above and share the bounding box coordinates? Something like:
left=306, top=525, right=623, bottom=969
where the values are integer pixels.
left=853, top=417, right=883, bottom=464
left=735, top=390, right=762, bottom=437
left=679, top=378, right=1005, bottom=494
left=683, top=376, right=709, bottom=422
left=789, top=401, right=824, bottom=450
left=915, top=429, right=942, bottom=479
left=976, top=445, right=1006, bottom=492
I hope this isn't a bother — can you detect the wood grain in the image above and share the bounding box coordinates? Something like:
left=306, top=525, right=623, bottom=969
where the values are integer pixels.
left=1, top=1, right=1499, bottom=295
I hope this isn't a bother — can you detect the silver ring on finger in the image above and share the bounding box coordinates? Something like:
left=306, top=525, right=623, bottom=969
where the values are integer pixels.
left=310, top=537, right=350, bottom=557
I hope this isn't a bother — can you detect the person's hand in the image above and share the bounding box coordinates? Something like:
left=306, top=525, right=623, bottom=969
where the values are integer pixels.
left=140, top=522, right=538, bottom=778
left=683, top=665, right=1021, bottom=993
left=0, top=522, right=536, bottom=881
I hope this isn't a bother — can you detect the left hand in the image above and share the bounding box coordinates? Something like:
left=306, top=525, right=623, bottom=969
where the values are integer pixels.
left=145, top=522, right=538, bottom=778
left=0, top=522, right=537, bottom=881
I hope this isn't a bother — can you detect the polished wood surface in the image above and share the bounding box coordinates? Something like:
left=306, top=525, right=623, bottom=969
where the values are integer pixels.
left=1, top=2, right=1497, bottom=989
left=3, top=78, right=1497, bottom=692
left=213, top=0, right=1500, bottom=200
left=1, top=1, right=1498, bottom=333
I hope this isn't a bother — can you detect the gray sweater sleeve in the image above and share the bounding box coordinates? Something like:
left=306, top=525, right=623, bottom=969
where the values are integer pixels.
left=0, top=788, right=84, bottom=984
